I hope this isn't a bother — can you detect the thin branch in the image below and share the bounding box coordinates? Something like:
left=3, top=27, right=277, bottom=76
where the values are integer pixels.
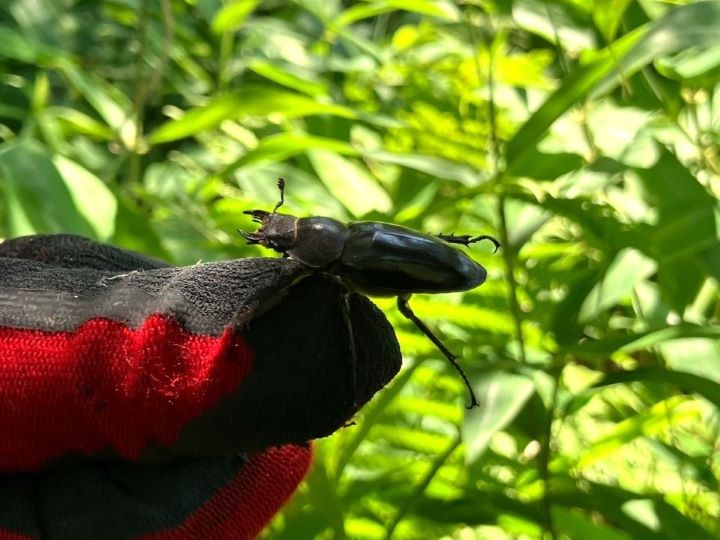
left=538, top=367, right=560, bottom=540
left=384, top=435, right=462, bottom=540
left=496, top=196, right=527, bottom=366
left=127, top=0, right=175, bottom=184
left=130, top=0, right=175, bottom=122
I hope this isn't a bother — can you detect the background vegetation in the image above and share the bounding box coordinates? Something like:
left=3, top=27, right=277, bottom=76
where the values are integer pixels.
left=1, top=0, right=719, bottom=538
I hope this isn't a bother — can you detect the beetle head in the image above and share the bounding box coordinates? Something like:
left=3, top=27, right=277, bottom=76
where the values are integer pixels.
left=241, top=210, right=298, bottom=254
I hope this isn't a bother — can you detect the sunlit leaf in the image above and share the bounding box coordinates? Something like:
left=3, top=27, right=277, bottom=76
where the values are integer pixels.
left=593, top=0, right=720, bottom=96
left=46, top=107, right=116, bottom=140
left=0, top=27, right=67, bottom=64
left=308, top=150, right=392, bottom=217
left=365, top=151, right=481, bottom=185
left=593, top=368, right=720, bottom=410
left=58, top=64, right=137, bottom=148
left=592, top=0, right=633, bottom=42
left=0, top=141, right=95, bottom=237
left=509, top=2, right=720, bottom=169
left=463, top=371, right=535, bottom=464
left=579, top=248, right=656, bottom=323
left=148, top=87, right=357, bottom=143
left=212, top=0, right=261, bottom=33
left=573, top=397, right=701, bottom=470
left=249, top=59, right=328, bottom=96
left=513, top=0, right=595, bottom=51
left=554, top=506, right=632, bottom=540
left=552, top=480, right=717, bottom=540
left=557, top=324, right=720, bottom=358
left=53, top=156, right=117, bottom=240
left=335, top=0, right=459, bottom=28
left=372, top=425, right=451, bottom=454
left=505, top=28, right=642, bottom=169
left=221, top=133, right=358, bottom=175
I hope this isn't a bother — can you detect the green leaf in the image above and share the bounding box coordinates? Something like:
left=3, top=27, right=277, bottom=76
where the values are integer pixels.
left=513, top=0, right=595, bottom=51
left=592, top=0, right=633, bottom=42
left=579, top=248, right=657, bottom=323
left=655, top=45, right=720, bottom=87
left=557, top=324, right=720, bottom=358
left=394, top=181, right=439, bottom=223
left=593, top=0, right=720, bottom=97
left=111, top=195, right=171, bottom=262
left=660, top=338, right=720, bottom=382
left=58, top=64, right=137, bottom=148
left=220, top=133, right=359, bottom=176
left=554, top=506, right=632, bottom=540
left=508, top=2, right=720, bottom=169
left=248, top=59, right=327, bottom=96
left=463, top=371, right=535, bottom=464
left=507, top=148, right=585, bottom=181
left=553, top=480, right=717, bottom=540
left=334, top=0, right=459, bottom=28
left=371, top=425, right=450, bottom=454
left=0, top=141, right=95, bottom=237
left=410, top=490, right=544, bottom=528
left=505, top=28, right=642, bottom=170
left=593, top=368, right=720, bottom=410
left=635, top=147, right=720, bottom=310
left=212, top=0, right=261, bottom=33
left=148, top=87, right=357, bottom=144
left=365, top=151, right=481, bottom=185
left=0, top=27, right=67, bottom=64
left=574, top=396, right=700, bottom=470
left=53, top=156, right=117, bottom=240
left=308, top=150, right=392, bottom=217
left=46, top=106, right=116, bottom=140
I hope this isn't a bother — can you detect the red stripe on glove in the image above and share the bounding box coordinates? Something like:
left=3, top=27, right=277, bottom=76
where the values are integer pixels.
left=0, top=315, right=252, bottom=471
left=0, top=530, right=32, bottom=540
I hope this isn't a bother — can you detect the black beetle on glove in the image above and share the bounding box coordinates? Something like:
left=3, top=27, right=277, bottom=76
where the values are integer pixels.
left=241, top=179, right=500, bottom=408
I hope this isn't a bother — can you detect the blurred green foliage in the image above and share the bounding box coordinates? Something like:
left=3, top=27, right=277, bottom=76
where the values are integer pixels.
left=1, top=0, right=720, bottom=538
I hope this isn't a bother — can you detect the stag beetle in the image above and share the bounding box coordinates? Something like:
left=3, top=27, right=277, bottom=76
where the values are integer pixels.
left=241, top=179, right=500, bottom=408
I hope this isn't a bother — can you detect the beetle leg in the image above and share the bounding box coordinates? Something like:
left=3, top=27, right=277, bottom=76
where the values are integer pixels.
left=436, top=233, right=502, bottom=253
left=396, top=295, right=479, bottom=409
left=435, top=233, right=473, bottom=245
left=340, top=290, right=360, bottom=408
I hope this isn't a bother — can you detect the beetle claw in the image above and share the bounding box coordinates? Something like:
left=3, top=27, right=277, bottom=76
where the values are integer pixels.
left=238, top=229, right=262, bottom=244
left=436, top=233, right=501, bottom=253
left=243, top=209, right=270, bottom=224
left=469, top=235, right=502, bottom=253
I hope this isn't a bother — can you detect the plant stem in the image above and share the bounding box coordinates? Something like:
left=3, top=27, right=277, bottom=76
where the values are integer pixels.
left=384, top=435, right=461, bottom=540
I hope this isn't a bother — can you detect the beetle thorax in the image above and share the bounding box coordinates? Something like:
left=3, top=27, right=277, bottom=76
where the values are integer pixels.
left=287, top=216, right=348, bottom=268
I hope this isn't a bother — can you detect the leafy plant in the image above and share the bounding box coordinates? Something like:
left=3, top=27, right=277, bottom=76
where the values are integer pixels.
left=1, top=0, right=719, bottom=538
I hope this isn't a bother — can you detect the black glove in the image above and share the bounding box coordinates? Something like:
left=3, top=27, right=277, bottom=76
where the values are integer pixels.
left=0, top=234, right=401, bottom=540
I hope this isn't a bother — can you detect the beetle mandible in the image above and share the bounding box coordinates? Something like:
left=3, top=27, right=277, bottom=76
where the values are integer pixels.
left=241, top=178, right=500, bottom=409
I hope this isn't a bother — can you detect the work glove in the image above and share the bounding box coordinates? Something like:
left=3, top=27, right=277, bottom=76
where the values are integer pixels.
left=0, top=234, right=401, bottom=540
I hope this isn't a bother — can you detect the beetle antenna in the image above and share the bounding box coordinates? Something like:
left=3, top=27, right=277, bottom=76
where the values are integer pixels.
left=272, top=177, right=286, bottom=213
left=396, top=295, right=479, bottom=409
